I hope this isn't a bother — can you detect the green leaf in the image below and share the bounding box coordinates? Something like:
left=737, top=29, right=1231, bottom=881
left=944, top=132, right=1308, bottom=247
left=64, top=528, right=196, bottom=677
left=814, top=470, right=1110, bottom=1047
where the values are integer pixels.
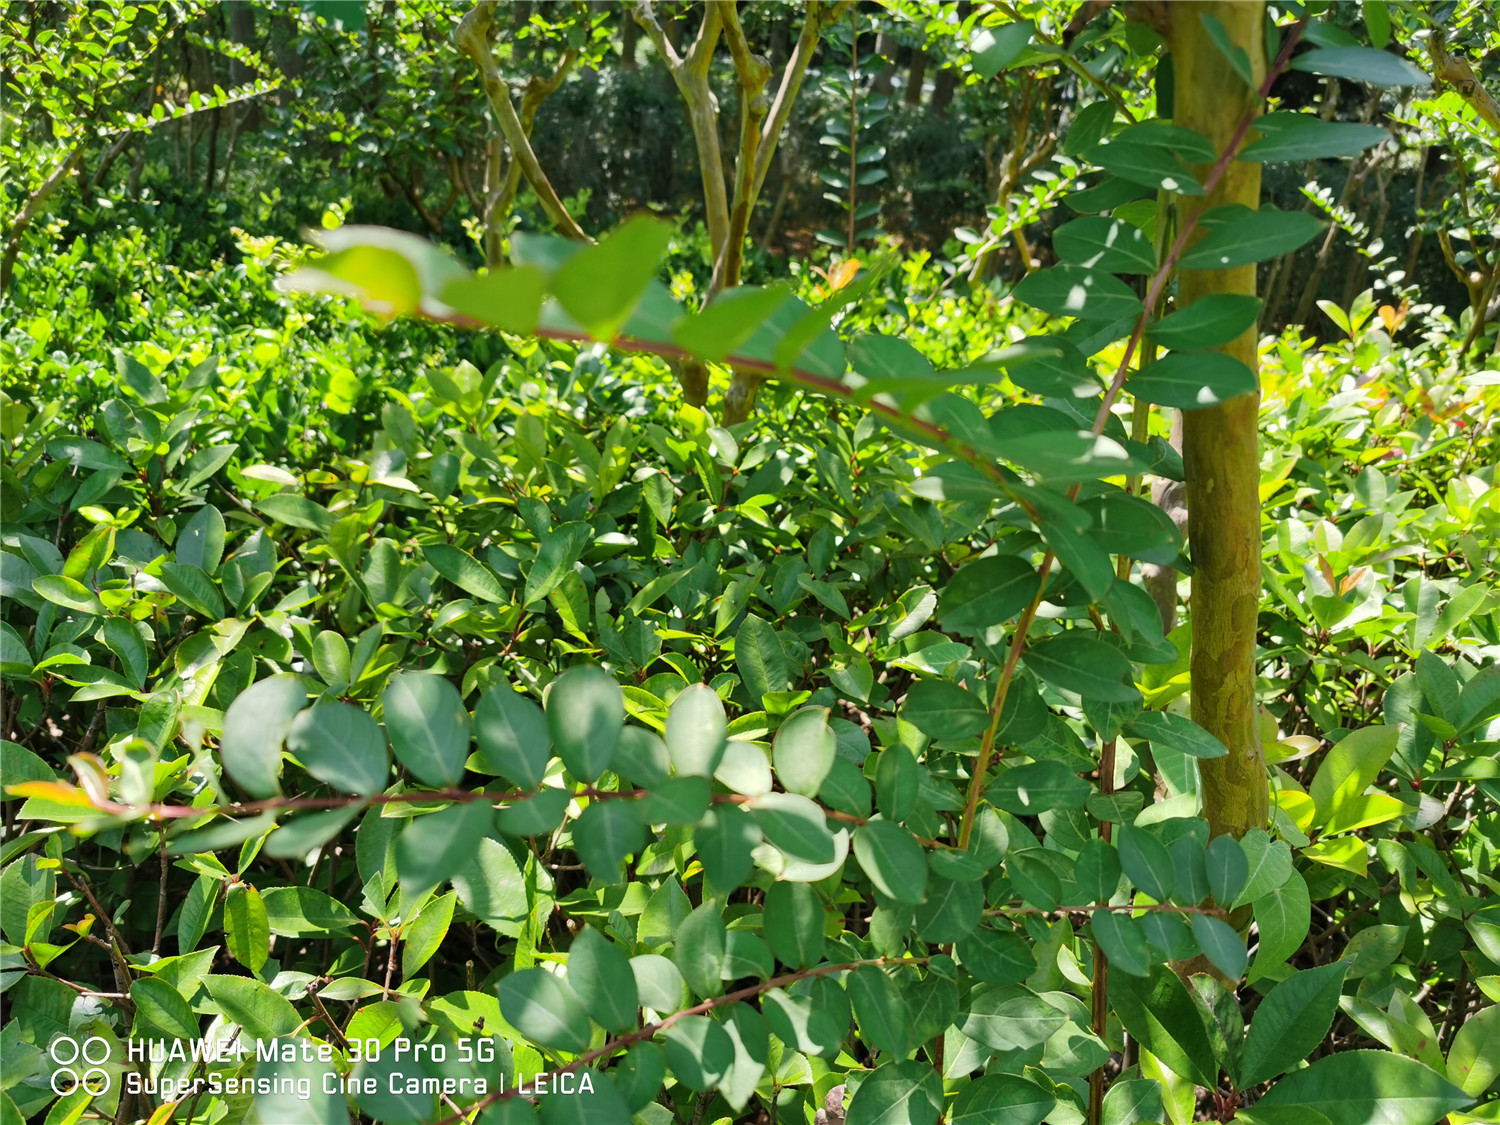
left=1200, top=12, right=1254, bottom=88
left=950, top=1073, right=1053, bottom=1125
left=46, top=437, right=127, bottom=472
left=987, top=760, right=1090, bottom=815
left=1309, top=724, right=1398, bottom=824
left=1205, top=834, right=1249, bottom=905
left=1101, top=1077, right=1165, bottom=1125
left=1062, top=100, right=1116, bottom=160
left=659, top=1016, right=735, bottom=1090
left=1239, top=962, right=1350, bottom=1087
left=382, top=672, right=471, bottom=788
left=1012, top=265, right=1144, bottom=323
left=971, top=20, right=1035, bottom=79
left=939, top=555, right=1038, bottom=635
left=847, top=965, right=912, bottom=1057
left=395, top=801, right=495, bottom=895
left=1095, top=137, right=1205, bottom=195
left=1447, top=1004, right=1500, bottom=1098
left=1239, top=113, right=1389, bottom=162
left=285, top=702, right=389, bottom=795
left=255, top=493, right=335, bottom=535
left=673, top=903, right=726, bottom=1000
left=524, top=522, right=591, bottom=606
left=913, top=874, right=983, bottom=942
left=637, top=775, right=711, bottom=825
left=853, top=820, right=928, bottom=905
left=1251, top=869, right=1310, bottom=976
left=260, top=885, right=359, bottom=935
left=498, top=967, right=592, bottom=1053
left=225, top=884, right=269, bottom=973
left=1109, top=965, right=1218, bottom=1087
left=631, top=953, right=687, bottom=1012
left=32, top=574, right=104, bottom=615
left=762, top=881, right=825, bottom=969
left=572, top=798, right=645, bottom=880
left=440, top=265, right=546, bottom=334
left=401, top=891, right=455, bottom=977
left=987, top=336, right=1101, bottom=398
left=131, top=976, right=200, bottom=1041
left=1092, top=909, right=1150, bottom=978
left=672, top=284, right=793, bottom=362
left=1148, top=294, right=1263, bottom=350
left=1024, top=633, right=1140, bottom=702
left=735, top=614, right=788, bottom=707
left=772, top=706, right=836, bottom=798
left=902, top=679, right=990, bottom=739
left=1123, top=710, right=1229, bottom=759
left=474, top=684, right=551, bottom=788
left=876, top=746, right=920, bottom=822
left=694, top=806, right=762, bottom=893
left=177, top=505, right=226, bottom=575
left=1178, top=205, right=1325, bottom=270
left=956, top=927, right=1033, bottom=985
left=254, top=1046, right=347, bottom=1125
left=161, top=562, right=225, bottom=618
left=960, top=984, right=1067, bottom=1051
left=1289, top=46, right=1430, bottom=87
left=423, top=543, right=507, bottom=603
left=567, top=926, right=638, bottom=1033
left=546, top=666, right=624, bottom=783
left=1053, top=217, right=1157, bottom=274
left=1256, top=1051, right=1472, bottom=1124
left=846, top=1060, right=944, bottom=1125
left=665, top=683, right=727, bottom=778
left=1040, top=514, right=1117, bottom=602
left=552, top=216, right=674, bottom=340
left=1232, top=828, right=1294, bottom=908
left=203, top=974, right=300, bottom=1039
left=1117, top=825, right=1174, bottom=901
left=220, top=674, right=305, bottom=799
left=1191, top=913, right=1247, bottom=979
left=1130, top=352, right=1258, bottom=409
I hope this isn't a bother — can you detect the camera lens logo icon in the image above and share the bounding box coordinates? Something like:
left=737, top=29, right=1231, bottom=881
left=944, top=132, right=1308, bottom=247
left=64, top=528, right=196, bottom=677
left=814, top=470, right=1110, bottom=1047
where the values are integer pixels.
left=48, top=1036, right=111, bottom=1096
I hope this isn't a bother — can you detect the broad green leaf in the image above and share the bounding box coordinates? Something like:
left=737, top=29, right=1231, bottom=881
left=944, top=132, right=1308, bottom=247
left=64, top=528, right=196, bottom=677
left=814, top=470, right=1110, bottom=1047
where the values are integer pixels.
left=177, top=505, right=226, bottom=575
left=913, top=874, right=984, bottom=942
left=956, top=926, right=1033, bottom=985
left=440, top=264, right=546, bottom=334
left=1239, top=113, right=1389, bottom=162
left=474, top=684, right=551, bottom=788
left=1250, top=870, right=1310, bottom=977
left=1101, top=1076, right=1165, bottom=1125
left=401, top=891, right=455, bottom=977
left=987, top=759, right=1090, bottom=814
left=255, top=493, right=335, bottom=535
left=772, top=706, right=836, bottom=797
left=571, top=798, right=645, bottom=879
left=382, top=672, right=470, bottom=788
left=673, top=903, right=726, bottom=1000
left=1148, top=294, right=1263, bottom=350
left=636, top=775, right=711, bottom=825
left=762, top=881, right=825, bottom=969
left=1013, top=265, right=1144, bottom=323
left=1117, top=825, right=1174, bottom=902
left=845, top=1060, right=944, bottom=1125
left=567, top=926, right=638, bottom=1032
left=876, top=746, right=920, bottom=822
left=960, top=984, right=1067, bottom=1051
left=1255, top=1051, right=1472, bottom=1124
left=971, top=20, right=1034, bottom=79
left=735, top=615, right=788, bottom=706
left=1024, top=633, right=1140, bottom=702
left=497, top=968, right=592, bottom=1053
left=1053, top=216, right=1157, bottom=274
left=631, top=953, right=687, bottom=1012
left=1095, top=137, right=1205, bottom=195
left=902, top=679, right=990, bottom=739
left=1109, top=965, right=1218, bottom=1087
left=1308, top=724, right=1398, bottom=824
left=220, top=674, right=306, bottom=799
left=672, top=284, right=793, bottom=362
left=131, top=976, right=200, bottom=1041
left=1123, top=710, right=1229, bottom=759
left=694, top=807, right=762, bottom=893
left=1062, top=100, right=1116, bottom=159
left=665, top=683, right=727, bottom=777
left=1201, top=11, right=1254, bottom=87
left=261, top=885, right=359, bottom=935
left=613, top=726, right=671, bottom=788
left=1205, top=834, right=1249, bottom=905
left=1447, top=1004, right=1500, bottom=1098
left=1239, top=962, right=1350, bottom=1087
left=551, top=215, right=673, bottom=340
left=32, top=575, right=104, bottom=615
left=950, top=1073, right=1053, bottom=1124
left=1130, top=352, right=1258, bottom=409
left=286, top=702, right=389, bottom=795
left=395, top=800, right=495, bottom=895
left=1075, top=838, right=1123, bottom=902
left=852, top=820, right=928, bottom=905
left=1232, top=829, right=1294, bottom=908
left=1191, top=913, right=1247, bottom=980
left=1040, top=513, right=1117, bottom=602
left=939, top=555, right=1037, bottom=635
left=659, top=1016, right=735, bottom=1090
left=523, top=522, right=590, bottom=606
left=423, top=543, right=506, bottom=603
left=1178, top=205, right=1325, bottom=270
left=254, top=1047, right=348, bottom=1125
left=1092, top=909, right=1150, bottom=978
left=547, top=666, right=624, bottom=783
left=1289, top=46, right=1430, bottom=87
left=203, top=974, right=300, bottom=1039
left=987, top=335, right=1102, bottom=398
left=161, top=562, right=224, bottom=618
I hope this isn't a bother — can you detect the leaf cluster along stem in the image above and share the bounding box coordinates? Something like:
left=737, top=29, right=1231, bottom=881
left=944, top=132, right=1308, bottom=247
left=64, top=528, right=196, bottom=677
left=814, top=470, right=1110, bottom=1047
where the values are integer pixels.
left=430, top=955, right=933, bottom=1125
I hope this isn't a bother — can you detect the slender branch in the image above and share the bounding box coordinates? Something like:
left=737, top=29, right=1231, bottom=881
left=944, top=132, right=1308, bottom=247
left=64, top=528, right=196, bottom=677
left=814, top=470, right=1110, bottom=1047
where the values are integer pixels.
left=1, top=146, right=83, bottom=290
left=455, top=2, right=590, bottom=243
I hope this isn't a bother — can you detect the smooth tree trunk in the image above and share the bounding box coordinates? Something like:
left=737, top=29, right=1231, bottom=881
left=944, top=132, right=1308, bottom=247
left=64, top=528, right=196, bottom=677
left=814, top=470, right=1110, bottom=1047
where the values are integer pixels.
left=1168, top=0, right=1269, bottom=841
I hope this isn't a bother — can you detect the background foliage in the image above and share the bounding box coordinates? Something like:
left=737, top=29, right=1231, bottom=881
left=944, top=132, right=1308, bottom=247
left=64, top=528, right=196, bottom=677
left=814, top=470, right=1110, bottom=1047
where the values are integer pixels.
left=2, top=3, right=1498, bottom=1125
